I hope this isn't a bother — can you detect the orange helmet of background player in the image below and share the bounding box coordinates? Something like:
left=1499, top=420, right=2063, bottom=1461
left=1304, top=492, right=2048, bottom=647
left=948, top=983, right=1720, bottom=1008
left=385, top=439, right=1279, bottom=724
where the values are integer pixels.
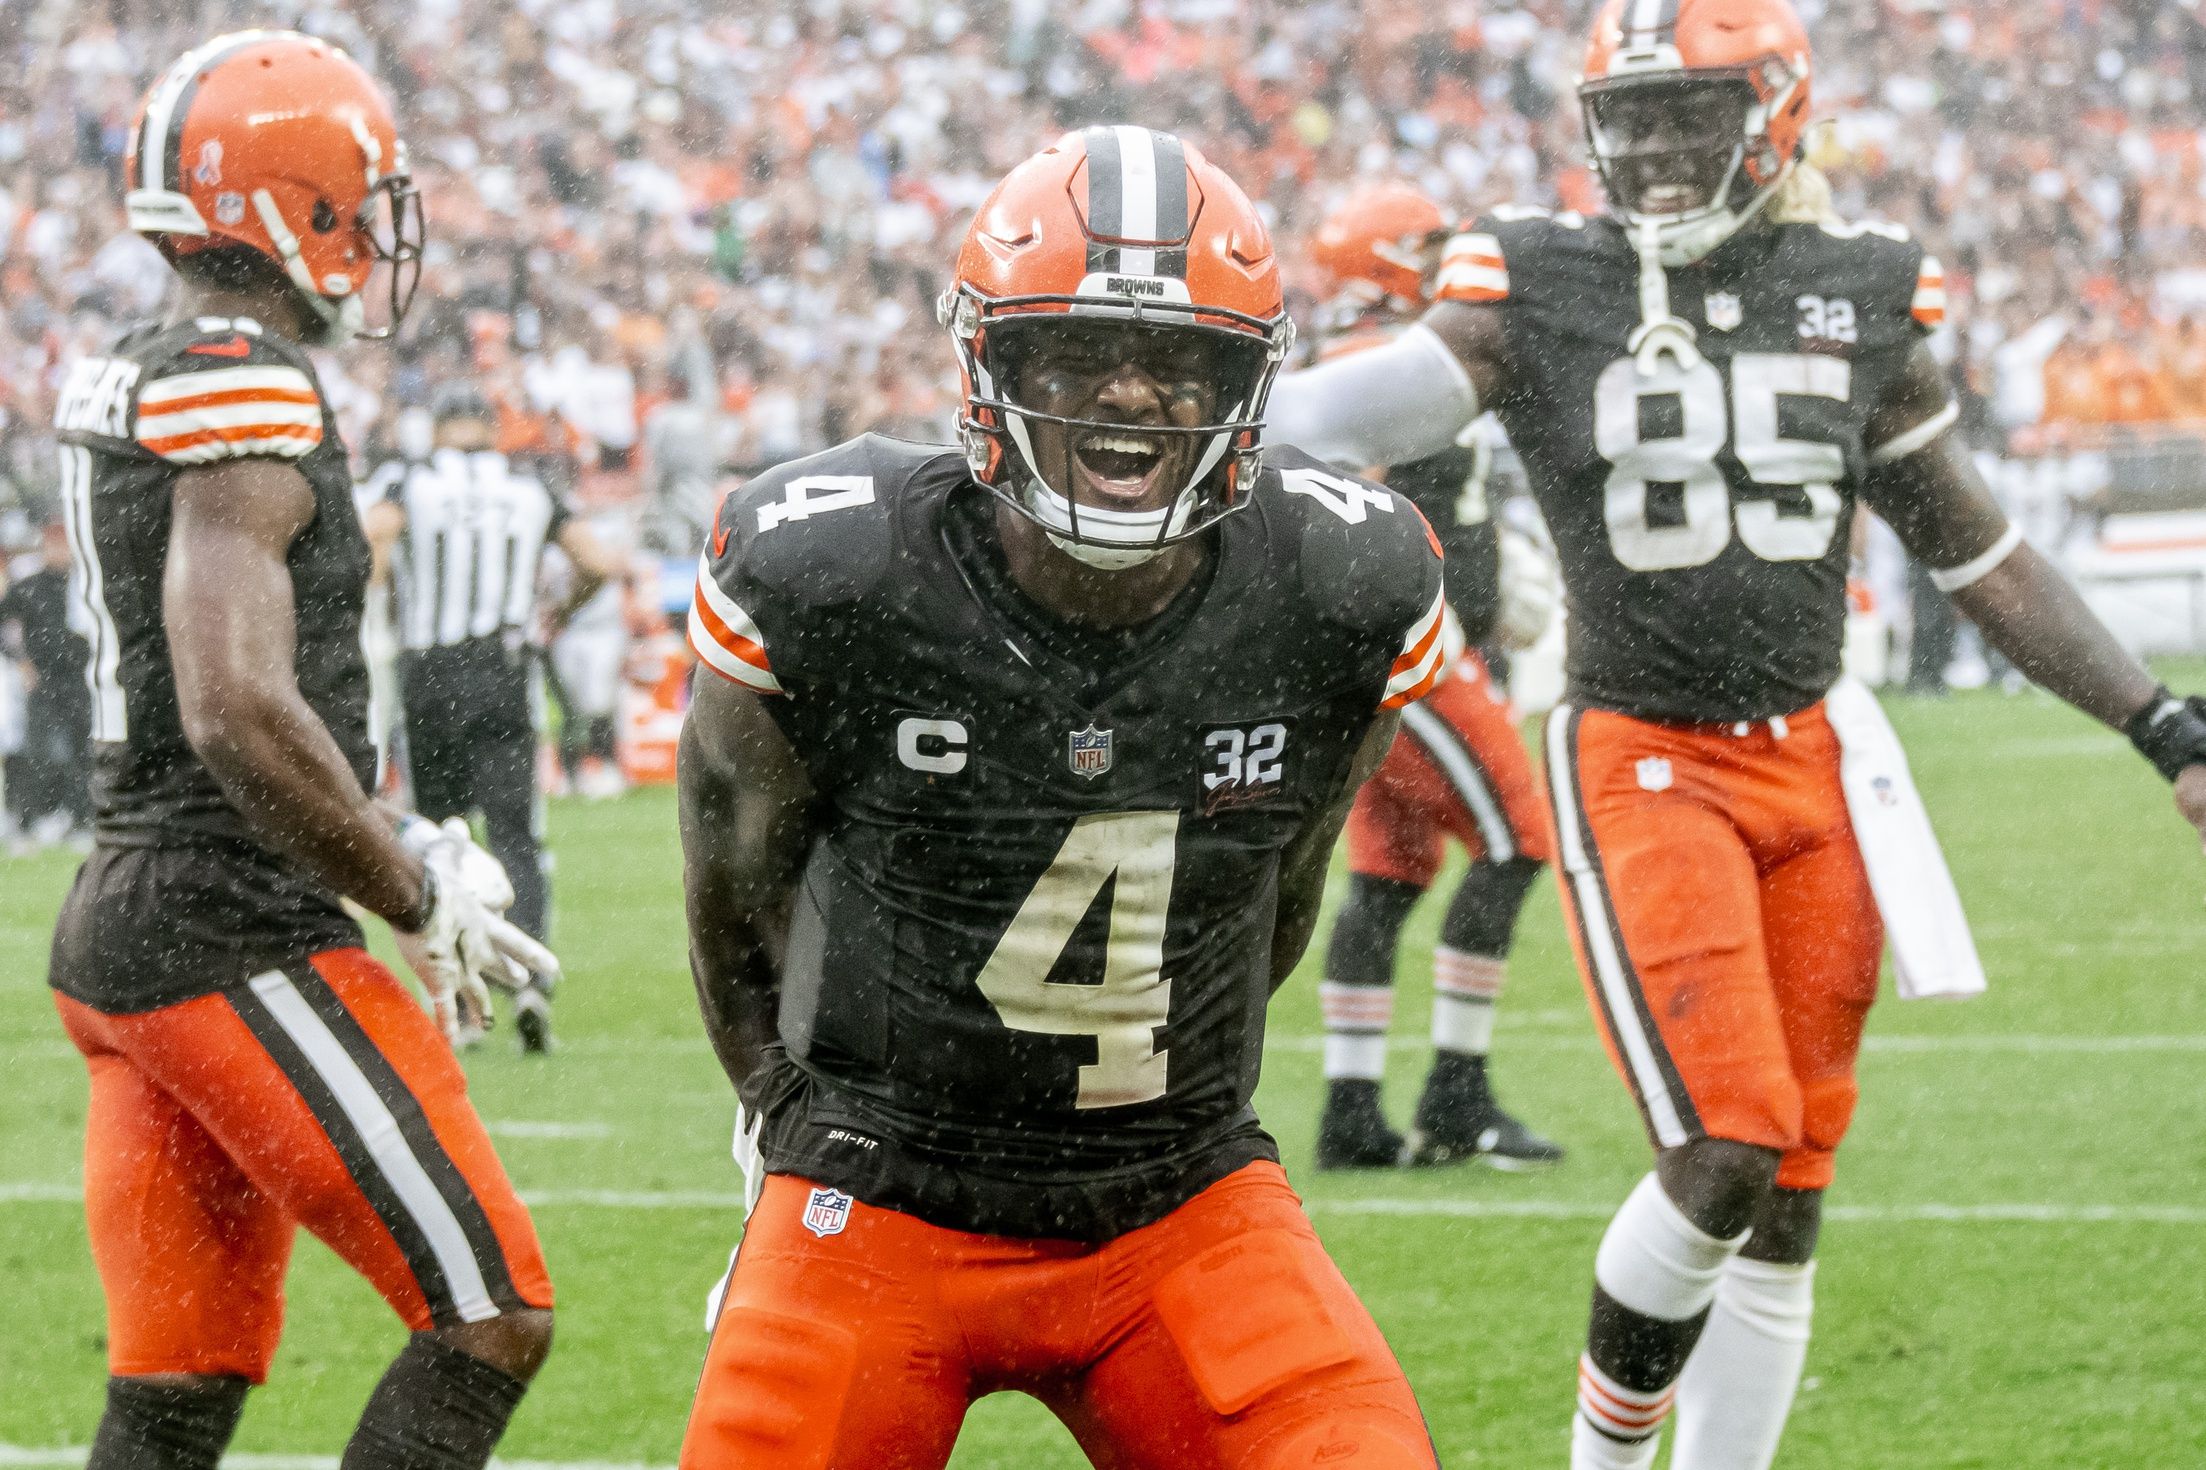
left=940, top=125, right=1294, bottom=566
left=127, top=30, right=423, bottom=342
left=1310, top=182, right=1449, bottom=310
left=1579, top=0, right=1813, bottom=265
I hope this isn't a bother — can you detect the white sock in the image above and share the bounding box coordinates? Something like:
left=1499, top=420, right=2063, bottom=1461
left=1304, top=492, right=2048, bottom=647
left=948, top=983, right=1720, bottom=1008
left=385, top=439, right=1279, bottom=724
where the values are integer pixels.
left=1320, top=981, right=1393, bottom=1081
left=1430, top=946, right=1501, bottom=1055
left=1670, top=1257, right=1816, bottom=1470
left=1596, top=1174, right=1744, bottom=1320
left=1573, top=1174, right=1747, bottom=1465
left=1573, top=1391, right=1663, bottom=1470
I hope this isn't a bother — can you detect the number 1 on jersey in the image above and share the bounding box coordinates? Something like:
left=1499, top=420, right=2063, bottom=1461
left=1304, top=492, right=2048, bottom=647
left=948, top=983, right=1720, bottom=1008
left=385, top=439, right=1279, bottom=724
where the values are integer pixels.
left=974, top=810, right=1179, bottom=1109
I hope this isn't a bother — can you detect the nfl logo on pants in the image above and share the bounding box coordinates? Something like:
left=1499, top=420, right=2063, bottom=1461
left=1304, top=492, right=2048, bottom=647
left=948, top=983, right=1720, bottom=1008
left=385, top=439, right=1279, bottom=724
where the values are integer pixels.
left=802, top=1187, right=852, bottom=1238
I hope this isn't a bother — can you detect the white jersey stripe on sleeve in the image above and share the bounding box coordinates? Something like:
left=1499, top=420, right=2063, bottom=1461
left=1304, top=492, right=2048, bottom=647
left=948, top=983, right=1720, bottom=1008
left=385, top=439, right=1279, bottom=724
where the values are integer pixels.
left=138, top=364, right=318, bottom=405
left=688, top=606, right=783, bottom=693
left=138, top=401, right=324, bottom=437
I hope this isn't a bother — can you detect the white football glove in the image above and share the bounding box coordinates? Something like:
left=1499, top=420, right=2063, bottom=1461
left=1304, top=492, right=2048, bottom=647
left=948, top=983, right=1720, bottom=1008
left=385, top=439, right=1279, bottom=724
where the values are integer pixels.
left=393, top=818, right=560, bottom=1044
left=1494, top=527, right=1560, bottom=650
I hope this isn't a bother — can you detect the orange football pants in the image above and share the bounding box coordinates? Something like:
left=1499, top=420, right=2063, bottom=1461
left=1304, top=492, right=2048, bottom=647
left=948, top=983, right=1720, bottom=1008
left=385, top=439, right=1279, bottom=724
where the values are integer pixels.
left=680, top=1161, right=1439, bottom=1470
left=1346, top=651, right=1553, bottom=884
left=1542, top=702, right=1882, bottom=1190
left=55, top=949, right=553, bottom=1380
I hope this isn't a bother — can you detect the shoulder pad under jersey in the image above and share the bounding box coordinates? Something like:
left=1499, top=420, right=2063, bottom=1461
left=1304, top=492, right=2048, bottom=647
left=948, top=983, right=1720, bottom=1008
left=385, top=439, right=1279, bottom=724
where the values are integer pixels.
left=1435, top=205, right=1594, bottom=306
left=1794, top=218, right=1943, bottom=341
left=691, top=435, right=951, bottom=693
left=128, top=318, right=327, bottom=466
left=1260, top=444, right=1447, bottom=707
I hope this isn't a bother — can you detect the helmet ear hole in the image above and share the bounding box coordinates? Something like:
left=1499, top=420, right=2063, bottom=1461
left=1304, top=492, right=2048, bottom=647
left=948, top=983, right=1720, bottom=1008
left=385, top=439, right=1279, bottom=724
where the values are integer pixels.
left=311, top=199, right=339, bottom=232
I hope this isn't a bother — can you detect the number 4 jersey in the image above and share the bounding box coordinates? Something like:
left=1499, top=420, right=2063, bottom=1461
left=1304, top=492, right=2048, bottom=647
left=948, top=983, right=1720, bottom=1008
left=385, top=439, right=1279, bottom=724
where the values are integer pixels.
left=691, top=435, right=1444, bottom=1239
left=1449, top=208, right=1951, bottom=723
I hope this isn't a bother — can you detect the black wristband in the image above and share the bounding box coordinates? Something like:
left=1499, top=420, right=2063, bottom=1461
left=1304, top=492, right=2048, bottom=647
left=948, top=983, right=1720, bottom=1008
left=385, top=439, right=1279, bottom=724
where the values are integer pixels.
left=2124, top=686, right=2206, bottom=782
left=394, top=863, right=438, bottom=935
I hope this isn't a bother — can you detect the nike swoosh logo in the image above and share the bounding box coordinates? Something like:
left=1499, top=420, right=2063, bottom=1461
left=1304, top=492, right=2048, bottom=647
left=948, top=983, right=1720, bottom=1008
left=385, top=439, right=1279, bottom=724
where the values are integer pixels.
left=713, top=524, right=732, bottom=556
left=186, top=335, right=252, bottom=358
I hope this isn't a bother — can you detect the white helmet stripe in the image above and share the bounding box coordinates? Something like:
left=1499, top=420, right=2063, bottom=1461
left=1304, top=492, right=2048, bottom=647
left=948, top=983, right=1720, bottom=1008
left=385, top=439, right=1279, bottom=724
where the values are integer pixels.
left=1112, top=124, right=1159, bottom=276
left=141, top=30, right=274, bottom=193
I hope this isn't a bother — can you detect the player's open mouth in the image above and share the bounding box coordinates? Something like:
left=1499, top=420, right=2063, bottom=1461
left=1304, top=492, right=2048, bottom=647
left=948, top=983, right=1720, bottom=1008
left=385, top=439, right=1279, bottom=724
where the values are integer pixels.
left=1072, top=430, right=1169, bottom=506
left=1638, top=182, right=1709, bottom=215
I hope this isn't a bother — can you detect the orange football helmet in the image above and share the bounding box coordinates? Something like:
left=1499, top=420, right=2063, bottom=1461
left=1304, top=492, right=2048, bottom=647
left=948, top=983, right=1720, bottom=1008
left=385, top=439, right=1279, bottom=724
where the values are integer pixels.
left=126, top=30, right=422, bottom=342
left=1310, top=182, right=1449, bottom=310
left=939, top=126, right=1294, bottom=566
left=1580, top=0, right=1813, bottom=264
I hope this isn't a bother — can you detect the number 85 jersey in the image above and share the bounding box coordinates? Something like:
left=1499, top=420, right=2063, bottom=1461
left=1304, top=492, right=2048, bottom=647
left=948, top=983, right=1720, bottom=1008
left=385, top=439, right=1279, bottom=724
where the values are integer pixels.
left=690, top=435, right=1444, bottom=1240
left=1453, top=208, right=1950, bottom=724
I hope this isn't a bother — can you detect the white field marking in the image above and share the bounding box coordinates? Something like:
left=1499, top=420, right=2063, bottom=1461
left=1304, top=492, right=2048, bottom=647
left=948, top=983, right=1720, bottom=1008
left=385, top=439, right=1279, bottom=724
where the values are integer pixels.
left=1261, top=1032, right=2206, bottom=1055
left=4, top=1182, right=2200, bottom=1224
left=1318, top=1199, right=2206, bottom=1226
left=1985, top=735, right=2127, bottom=759
left=0, top=1448, right=670, bottom=1470
left=487, top=1120, right=615, bottom=1140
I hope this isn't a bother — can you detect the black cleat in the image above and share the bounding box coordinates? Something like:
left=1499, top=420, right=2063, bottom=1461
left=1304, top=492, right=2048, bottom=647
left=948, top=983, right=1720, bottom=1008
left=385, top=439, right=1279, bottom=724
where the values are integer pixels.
left=513, top=985, right=554, bottom=1055
left=1406, top=1053, right=1564, bottom=1170
left=1315, top=1079, right=1407, bottom=1170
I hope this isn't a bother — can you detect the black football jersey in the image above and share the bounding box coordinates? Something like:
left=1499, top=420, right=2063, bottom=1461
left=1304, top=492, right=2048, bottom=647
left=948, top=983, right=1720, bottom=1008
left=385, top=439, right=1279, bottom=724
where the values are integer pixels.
left=691, top=435, right=1445, bottom=1239
left=1463, top=208, right=1951, bottom=722
left=47, top=316, right=370, bottom=1009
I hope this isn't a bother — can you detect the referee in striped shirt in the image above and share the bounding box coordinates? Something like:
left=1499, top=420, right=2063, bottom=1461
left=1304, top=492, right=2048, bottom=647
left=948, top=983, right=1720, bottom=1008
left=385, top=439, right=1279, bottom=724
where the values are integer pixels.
left=365, top=386, right=622, bottom=1050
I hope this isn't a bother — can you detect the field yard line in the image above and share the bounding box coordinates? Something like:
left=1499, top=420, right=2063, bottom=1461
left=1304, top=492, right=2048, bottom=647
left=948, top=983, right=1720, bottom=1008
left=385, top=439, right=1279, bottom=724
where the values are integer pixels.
left=0, top=1448, right=668, bottom=1470
left=1262, top=1033, right=2206, bottom=1055
left=1322, top=1199, right=2206, bottom=1225
left=486, top=1121, right=615, bottom=1140
left=3, top=1182, right=2199, bottom=1223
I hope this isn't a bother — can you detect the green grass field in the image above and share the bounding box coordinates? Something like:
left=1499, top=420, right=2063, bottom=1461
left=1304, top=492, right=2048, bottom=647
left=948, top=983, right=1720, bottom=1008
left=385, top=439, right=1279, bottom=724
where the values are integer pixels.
left=4, top=680, right=2203, bottom=1468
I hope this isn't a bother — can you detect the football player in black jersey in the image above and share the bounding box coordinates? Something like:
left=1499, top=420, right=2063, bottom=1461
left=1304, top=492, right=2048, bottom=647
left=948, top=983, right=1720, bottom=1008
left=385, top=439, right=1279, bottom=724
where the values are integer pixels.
left=678, top=127, right=1445, bottom=1469
left=1301, top=182, right=1566, bottom=1173
left=47, top=34, right=557, bottom=1470
left=1265, top=2, right=2206, bottom=1467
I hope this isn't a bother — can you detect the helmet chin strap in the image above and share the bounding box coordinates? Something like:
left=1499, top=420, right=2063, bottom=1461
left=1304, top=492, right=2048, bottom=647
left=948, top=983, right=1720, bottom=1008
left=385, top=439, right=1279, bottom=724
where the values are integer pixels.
left=1000, top=406, right=1232, bottom=573
left=252, top=187, right=358, bottom=345
left=1626, top=218, right=1702, bottom=375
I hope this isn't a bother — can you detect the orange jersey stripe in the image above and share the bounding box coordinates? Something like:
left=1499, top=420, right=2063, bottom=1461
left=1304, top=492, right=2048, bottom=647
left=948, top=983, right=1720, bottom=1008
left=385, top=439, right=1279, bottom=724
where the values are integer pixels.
left=1381, top=660, right=1444, bottom=709
left=1391, top=609, right=1444, bottom=679
left=691, top=580, right=772, bottom=672
left=138, top=423, right=324, bottom=455
left=140, top=385, right=321, bottom=417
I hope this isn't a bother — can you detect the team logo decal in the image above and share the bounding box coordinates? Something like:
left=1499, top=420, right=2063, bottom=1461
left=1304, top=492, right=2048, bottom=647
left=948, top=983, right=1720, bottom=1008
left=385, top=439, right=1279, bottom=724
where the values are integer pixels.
left=1635, top=756, right=1673, bottom=793
left=801, top=1186, right=853, bottom=1238
left=1068, top=723, right=1114, bottom=779
left=1704, top=291, right=1742, bottom=332
left=214, top=191, right=246, bottom=227
left=194, top=139, right=223, bottom=186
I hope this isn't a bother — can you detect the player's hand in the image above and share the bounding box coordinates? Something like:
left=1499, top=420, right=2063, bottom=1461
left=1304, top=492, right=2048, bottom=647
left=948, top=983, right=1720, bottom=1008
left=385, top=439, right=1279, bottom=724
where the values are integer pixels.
left=2175, top=764, right=2206, bottom=860
left=1494, top=528, right=1560, bottom=649
left=393, top=822, right=561, bottom=1044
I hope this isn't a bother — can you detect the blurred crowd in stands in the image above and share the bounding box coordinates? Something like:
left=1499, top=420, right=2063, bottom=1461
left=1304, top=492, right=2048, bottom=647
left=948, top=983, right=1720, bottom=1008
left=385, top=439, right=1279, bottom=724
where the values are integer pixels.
left=4, top=0, right=2206, bottom=548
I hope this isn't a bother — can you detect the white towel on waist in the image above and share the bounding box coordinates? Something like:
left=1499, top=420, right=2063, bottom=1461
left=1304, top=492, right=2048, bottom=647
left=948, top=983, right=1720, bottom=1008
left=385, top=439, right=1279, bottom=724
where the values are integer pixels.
left=1826, top=677, right=1987, bottom=1000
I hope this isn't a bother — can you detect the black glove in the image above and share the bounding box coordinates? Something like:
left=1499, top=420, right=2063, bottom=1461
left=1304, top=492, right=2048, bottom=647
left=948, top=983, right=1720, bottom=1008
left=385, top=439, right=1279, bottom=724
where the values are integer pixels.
left=2125, top=687, right=2206, bottom=782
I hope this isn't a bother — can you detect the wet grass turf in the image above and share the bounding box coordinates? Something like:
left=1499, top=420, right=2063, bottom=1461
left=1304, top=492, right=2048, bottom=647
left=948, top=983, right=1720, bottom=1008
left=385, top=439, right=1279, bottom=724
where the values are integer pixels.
left=3, top=675, right=2202, bottom=1467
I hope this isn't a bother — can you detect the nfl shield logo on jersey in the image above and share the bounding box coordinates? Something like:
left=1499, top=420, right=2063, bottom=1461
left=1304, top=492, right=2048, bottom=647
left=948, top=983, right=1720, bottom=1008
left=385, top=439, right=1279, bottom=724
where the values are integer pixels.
left=802, top=1186, right=853, bottom=1238
left=1067, top=723, right=1114, bottom=779
left=1635, top=756, right=1674, bottom=793
left=1704, top=291, right=1743, bottom=332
